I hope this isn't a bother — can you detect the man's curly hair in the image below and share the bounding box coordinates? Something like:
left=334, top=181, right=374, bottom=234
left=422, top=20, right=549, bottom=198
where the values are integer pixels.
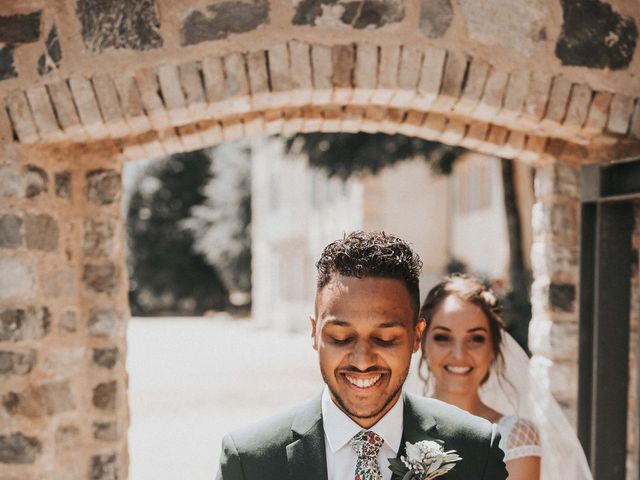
left=316, top=231, right=423, bottom=319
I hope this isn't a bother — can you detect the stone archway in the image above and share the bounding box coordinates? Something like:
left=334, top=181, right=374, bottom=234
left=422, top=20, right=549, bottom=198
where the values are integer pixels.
left=1, top=0, right=640, bottom=478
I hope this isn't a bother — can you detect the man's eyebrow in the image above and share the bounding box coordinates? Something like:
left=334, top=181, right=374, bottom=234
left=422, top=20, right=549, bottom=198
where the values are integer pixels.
left=377, top=320, right=405, bottom=328
left=324, top=319, right=350, bottom=327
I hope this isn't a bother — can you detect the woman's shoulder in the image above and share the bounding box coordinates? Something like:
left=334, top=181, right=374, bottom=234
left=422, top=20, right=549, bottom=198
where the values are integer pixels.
left=496, top=415, right=542, bottom=461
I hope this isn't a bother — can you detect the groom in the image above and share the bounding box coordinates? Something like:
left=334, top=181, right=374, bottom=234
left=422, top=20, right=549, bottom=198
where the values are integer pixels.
left=217, top=231, right=507, bottom=480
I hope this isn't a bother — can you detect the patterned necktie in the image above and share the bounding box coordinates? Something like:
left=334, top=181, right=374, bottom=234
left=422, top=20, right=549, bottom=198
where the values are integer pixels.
left=349, top=430, right=384, bottom=480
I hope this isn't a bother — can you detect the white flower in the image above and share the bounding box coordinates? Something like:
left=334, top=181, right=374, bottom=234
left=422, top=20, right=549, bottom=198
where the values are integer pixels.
left=398, top=440, right=462, bottom=480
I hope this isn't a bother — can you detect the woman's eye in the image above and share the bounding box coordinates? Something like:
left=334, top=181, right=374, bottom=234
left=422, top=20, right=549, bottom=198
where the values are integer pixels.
left=470, top=335, right=486, bottom=344
left=432, top=334, right=451, bottom=342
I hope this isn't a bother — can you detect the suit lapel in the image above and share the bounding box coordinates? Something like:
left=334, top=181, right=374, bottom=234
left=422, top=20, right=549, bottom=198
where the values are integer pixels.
left=286, top=395, right=328, bottom=480
left=390, top=393, right=439, bottom=480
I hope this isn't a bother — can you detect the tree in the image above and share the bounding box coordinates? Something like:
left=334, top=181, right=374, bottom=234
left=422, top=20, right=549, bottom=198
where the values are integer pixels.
left=288, top=132, right=531, bottom=350
left=183, top=141, right=252, bottom=306
left=126, top=151, right=229, bottom=315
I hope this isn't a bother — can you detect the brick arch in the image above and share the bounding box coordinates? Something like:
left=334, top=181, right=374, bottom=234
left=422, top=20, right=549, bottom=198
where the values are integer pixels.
left=2, top=41, right=640, bottom=164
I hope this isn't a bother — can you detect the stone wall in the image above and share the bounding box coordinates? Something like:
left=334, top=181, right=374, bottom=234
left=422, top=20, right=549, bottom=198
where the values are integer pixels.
left=529, top=162, right=581, bottom=423
left=0, top=142, right=129, bottom=480
left=628, top=203, right=640, bottom=480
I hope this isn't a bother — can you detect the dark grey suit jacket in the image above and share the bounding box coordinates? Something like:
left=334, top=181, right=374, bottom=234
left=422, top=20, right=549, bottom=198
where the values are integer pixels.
left=216, top=392, right=507, bottom=480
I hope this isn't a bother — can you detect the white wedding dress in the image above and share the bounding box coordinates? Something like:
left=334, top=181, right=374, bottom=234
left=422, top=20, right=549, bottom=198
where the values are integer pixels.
left=405, top=332, right=593, bottom=480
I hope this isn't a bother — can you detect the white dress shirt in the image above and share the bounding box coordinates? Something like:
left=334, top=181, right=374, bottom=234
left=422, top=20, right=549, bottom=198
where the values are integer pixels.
left=321, top=386, right=404, bottom=480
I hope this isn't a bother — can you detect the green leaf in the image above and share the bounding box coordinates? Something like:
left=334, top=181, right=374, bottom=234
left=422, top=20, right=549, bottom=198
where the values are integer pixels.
left=402, top=471, right=414, bottom=480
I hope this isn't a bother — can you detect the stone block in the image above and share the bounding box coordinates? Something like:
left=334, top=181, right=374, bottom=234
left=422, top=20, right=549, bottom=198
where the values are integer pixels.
left=607, top=93, right=634, bottom=135
left=500, top=71, right=530, bottom=120
left=93, top=381, right=117, bottom=410
left=55, top=425, right=80, bottom=452
left=0, top=259, right=37, bottom=301
left=42, top=347, right=85, bottom=375
left=453, top=56, right=490, bottom=114
left=3, top=380, right=76, bottom=417
left=393, top=47, right=422, bottom=106
left=93, top=348, right=119, bottom=369
left=372, top=45, right=399, bottom=105
left=458, top=0, right=549, bottom=56
left=179, top=62, right=207, bottom=113
left=94, top=422, right=120, bottom=442
left=26, top=85, right=63, bottom=139
left=418, top=0, right=453, bottom=38
left=0, top=12, right=42, bottom=44
left=43, top=268, right=76, bottom=298
left=269, top=44, right=292, bottom=93
left=555, top=0, right=637, bottom=70
left=549, top=282, right=576, bottom=313
left=24, top=165, right=48, bottom=198
left=473, top=69, right=508, bottom=122
left=310, top=44, right=332, bottom=105
left=83, top=217, right=117, bottom=257
left=202, top=56, right=225, bottom=107
left=88, top=308, right=122, bottom=337
left=68, top=76, right=109, bottom=139
left=85, top=169, right=121, bottom=205
left=181, top=1, right=269, bottom=45
left=353, top=43, right=378, bottom=104
left=0, top=433, right=42, bottom=464
left=0, top=350, right=36, bottom=376
left=530, top=240, right=578, bottom=279
left=434, top=51, right=468, bottom=110
left=415, top=46, right=446, bottom=109
left=293, top=0, right=404, bottom=28
left=38, top=24, right=62, bottom=75
left=289, top=41, right=313, bottom=105
left=246, top=51, right=270, bottom=110
left=92, top=75, right=129, bottom=138
left=83, top=262, right=120, bottom=293
left=331, top=44, right=355, bottom=104
left=113, top=75, right=150, bottom=135
left=157, top=64, right=189, bottom=125
left=5, top=90, right=39, bottom=143
left=0, top=44, right=17, bottom=81
left=25, top=214, right=58, bottom=251
left=542, top=76, right=572, bottom=125
left=0, top=100, right=14, bottom=142
left=584, top=91, right=613, bottom=134
left=563, top=83, right=592, bottom=129
left=0, top=307, right=49, bottom=341
left=534, top=163, right=580, bottom=198
left=532, top=201, right=578, bottom=241
left=134, top=68, right=171, bottom=130
left=54, top=171, right=71, bottom=198
left=77, top=0, right=162, bottom=52
left=0, top=214, right=23, bottom=247
left=0, top=164, right=23, bottom=197
left=58, top=310, right=78, bottom=335
left=47, top=81, right=86, bottom=139
left=91, top=454, right=118, bottom=480
left=222, top=53, right=251, bottom=114
left=523, top=72, right=552, bottom=121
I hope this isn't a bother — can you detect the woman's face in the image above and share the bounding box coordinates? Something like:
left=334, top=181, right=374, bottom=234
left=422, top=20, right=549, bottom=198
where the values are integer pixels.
left=422, top=295, right=495, bottom=397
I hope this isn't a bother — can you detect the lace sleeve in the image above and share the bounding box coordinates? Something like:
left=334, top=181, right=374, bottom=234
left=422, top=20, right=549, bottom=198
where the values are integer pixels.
left=500, top=416, right=542, bottom=462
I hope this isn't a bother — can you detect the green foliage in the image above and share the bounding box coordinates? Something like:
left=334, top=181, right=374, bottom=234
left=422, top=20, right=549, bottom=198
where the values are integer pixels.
left=287, top=132, right=466, bottom=179
left=126, top=151, right=229, bottom=315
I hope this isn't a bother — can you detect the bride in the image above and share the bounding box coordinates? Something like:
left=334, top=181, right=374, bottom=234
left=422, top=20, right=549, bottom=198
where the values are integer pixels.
left=414, top=274, right=592, bottom=480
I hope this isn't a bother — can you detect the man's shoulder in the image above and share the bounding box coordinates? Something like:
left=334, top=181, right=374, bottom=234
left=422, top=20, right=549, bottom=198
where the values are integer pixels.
left=224, top=395, right=321, bottom=453
left=404, top=393, right=495, bottom=441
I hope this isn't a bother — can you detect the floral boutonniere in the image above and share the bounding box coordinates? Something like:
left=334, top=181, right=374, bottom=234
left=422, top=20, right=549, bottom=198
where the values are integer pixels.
left=388, top=440, right=462, bottom=480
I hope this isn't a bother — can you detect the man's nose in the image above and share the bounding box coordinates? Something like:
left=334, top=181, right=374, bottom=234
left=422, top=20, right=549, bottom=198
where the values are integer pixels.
left=349, top=340, right=377, bottom=370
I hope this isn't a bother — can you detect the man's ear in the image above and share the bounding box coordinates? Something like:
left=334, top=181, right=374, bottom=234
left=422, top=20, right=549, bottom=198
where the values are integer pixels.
left=413, top=318, right=426, bottom=352
left=310, top=315, right=318, bottom=350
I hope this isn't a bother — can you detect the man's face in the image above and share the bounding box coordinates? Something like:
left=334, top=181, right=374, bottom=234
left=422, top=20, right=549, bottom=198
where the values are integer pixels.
left=311, top=274, right=424, bottom=428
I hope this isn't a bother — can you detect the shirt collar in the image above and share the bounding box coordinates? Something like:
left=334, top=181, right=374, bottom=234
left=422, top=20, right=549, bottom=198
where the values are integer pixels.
left=321, top=385, right=404, bottom=454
